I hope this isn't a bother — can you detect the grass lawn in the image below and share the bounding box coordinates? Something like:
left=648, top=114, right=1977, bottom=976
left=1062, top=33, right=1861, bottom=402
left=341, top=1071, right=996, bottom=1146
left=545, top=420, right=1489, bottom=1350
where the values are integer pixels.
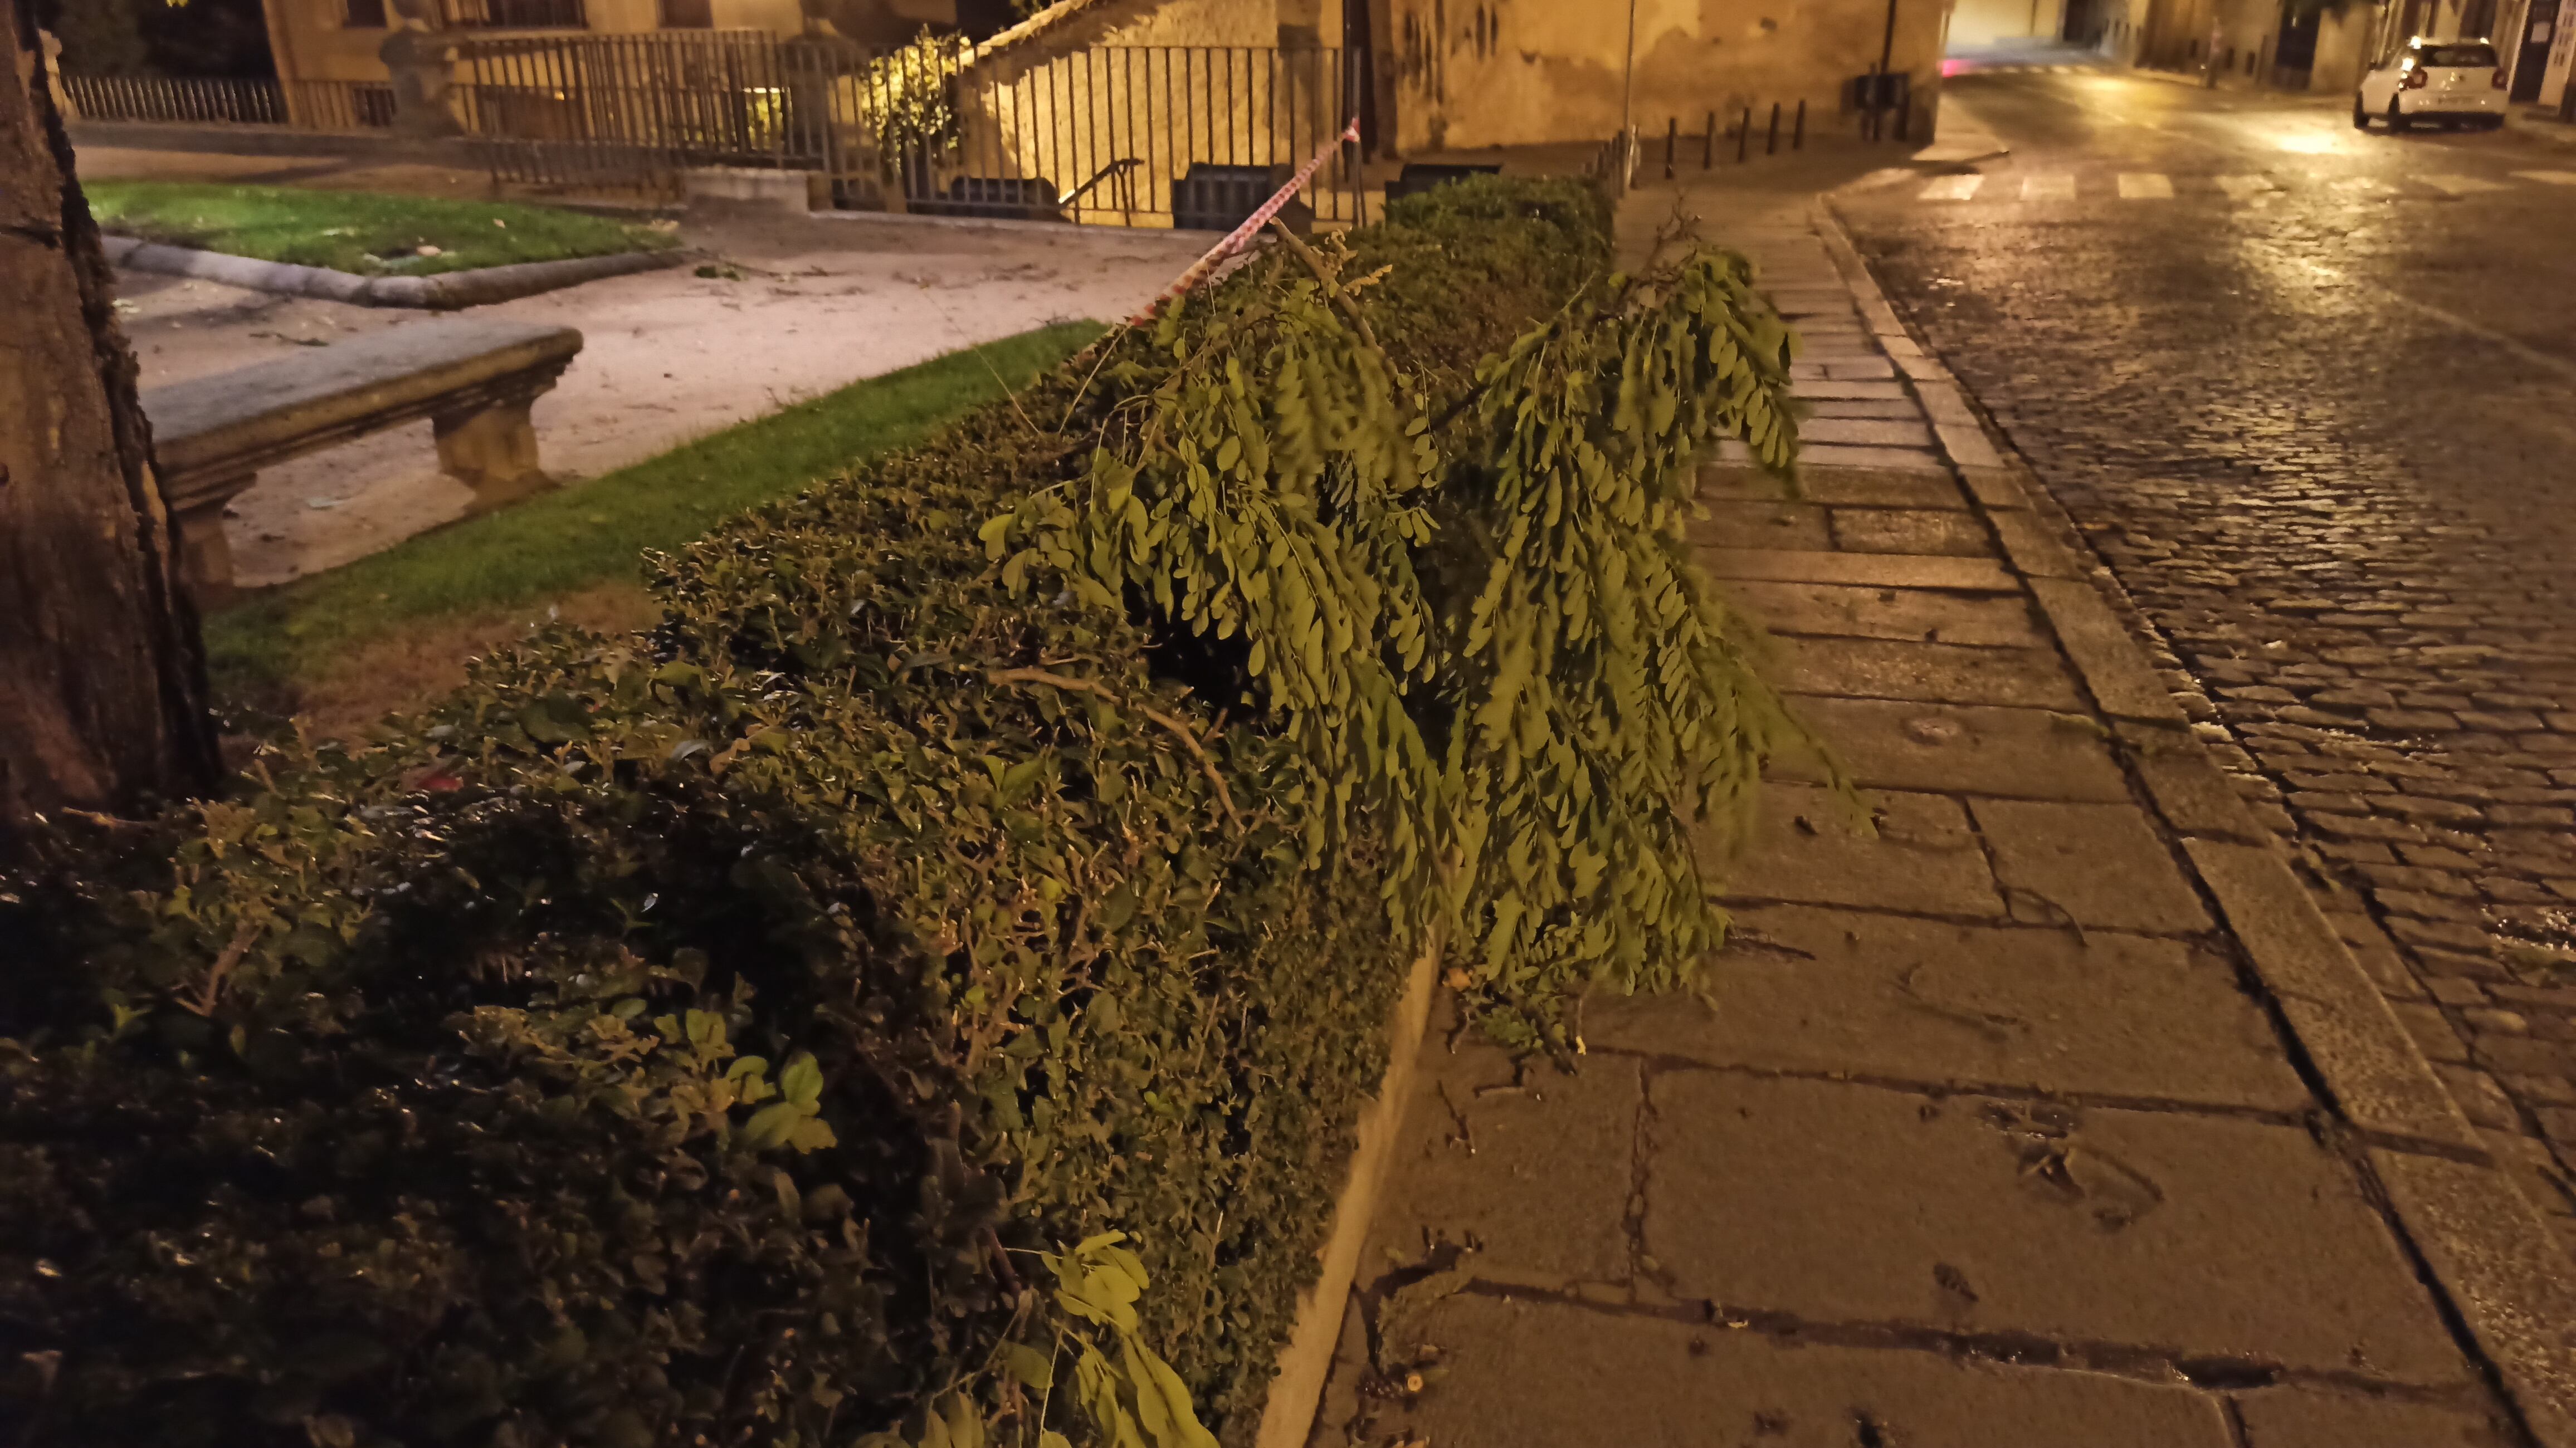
left=208, top=321, right=1103, bottom=716
left=82, top=181, right=678, bottom=276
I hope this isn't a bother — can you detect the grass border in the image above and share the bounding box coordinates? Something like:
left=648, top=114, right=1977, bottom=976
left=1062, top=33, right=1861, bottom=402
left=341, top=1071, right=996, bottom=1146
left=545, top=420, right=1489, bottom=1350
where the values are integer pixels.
left=208, top=321, right=1105, bottom=706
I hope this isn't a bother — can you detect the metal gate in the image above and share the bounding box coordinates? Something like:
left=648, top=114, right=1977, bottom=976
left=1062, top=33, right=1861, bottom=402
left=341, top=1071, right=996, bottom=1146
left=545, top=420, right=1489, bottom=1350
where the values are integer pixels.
left=458, top=32, right=1372, bottom=231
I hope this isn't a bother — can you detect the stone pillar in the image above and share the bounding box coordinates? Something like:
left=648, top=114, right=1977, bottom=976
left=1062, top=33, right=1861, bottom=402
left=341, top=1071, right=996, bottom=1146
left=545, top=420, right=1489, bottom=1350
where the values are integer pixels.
left=435, top=390, right=555, bottom=513
left=169, top=482, right=252, bottom=609
left=381, top=0, right=464, bottom=140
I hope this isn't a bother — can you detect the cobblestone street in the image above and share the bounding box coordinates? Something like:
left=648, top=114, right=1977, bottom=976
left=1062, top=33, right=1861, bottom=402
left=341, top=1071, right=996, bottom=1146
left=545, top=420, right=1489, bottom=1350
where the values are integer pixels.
left=1839, top=65, right=2576, bottom=1255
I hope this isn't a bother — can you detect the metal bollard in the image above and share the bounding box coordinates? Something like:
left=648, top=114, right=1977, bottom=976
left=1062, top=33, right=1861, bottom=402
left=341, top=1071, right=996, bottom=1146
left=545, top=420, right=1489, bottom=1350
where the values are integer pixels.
left=1768, top=101, right=1781, bottom=156
left=1665, top=115, right=1677, bottom=179
left=1795, top=97, right=1806, bottom=150
left=1704, top=110, right=1716, bottom=169
left=1738, top=104, right=1751, bottom=162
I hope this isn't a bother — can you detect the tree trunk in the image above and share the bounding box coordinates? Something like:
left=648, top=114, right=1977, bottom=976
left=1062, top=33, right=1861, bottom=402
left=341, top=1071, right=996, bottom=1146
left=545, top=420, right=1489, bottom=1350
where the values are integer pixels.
left=0, top=0, right=219, bottom=848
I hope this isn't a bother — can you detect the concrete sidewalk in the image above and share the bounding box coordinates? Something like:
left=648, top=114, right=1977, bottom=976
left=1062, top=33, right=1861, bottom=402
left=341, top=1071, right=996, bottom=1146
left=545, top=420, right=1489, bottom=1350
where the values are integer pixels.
left=1294, top=173, right=2576, bottom=1447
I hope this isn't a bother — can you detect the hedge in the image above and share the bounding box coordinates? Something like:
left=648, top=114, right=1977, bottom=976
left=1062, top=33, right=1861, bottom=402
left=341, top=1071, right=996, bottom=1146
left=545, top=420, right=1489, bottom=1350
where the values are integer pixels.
left=0, top=178, right=1803, bottom=1448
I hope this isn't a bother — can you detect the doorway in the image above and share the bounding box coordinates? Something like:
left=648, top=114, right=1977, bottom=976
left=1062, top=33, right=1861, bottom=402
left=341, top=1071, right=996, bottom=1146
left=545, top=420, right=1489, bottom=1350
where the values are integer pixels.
left=2516, top=0, right=2558, bottom=99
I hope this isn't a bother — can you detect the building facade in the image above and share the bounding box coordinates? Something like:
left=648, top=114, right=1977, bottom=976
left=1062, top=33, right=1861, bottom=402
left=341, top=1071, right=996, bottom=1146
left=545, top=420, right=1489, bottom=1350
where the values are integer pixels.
left=257, top=0, right=962, bottom=93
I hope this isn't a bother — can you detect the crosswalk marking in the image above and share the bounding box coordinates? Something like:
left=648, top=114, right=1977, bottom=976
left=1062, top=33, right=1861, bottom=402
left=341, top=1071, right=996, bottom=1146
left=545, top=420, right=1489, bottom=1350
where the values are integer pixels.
left=1911, top=170, right=2564, bottom=205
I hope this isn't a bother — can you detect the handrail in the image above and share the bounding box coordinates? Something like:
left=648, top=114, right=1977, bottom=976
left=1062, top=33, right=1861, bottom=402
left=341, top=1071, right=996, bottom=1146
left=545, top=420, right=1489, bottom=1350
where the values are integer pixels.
left=1059, top=155, right=1143, bottom=207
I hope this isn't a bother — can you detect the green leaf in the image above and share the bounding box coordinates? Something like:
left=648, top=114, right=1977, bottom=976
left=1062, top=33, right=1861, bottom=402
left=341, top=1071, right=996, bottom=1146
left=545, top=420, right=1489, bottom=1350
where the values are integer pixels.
left=1123, top=1337, right=1218, bottom=1448
left=779, top=1051, right=823, bottom=1106
left=743, top=1101, right=802, bottom=1149
left=1001, top=1341, right=1056, bottom=1391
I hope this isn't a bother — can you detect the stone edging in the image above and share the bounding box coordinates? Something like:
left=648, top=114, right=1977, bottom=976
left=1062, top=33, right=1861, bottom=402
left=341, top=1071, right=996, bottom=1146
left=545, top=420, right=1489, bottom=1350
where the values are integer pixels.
left=1251, top=943, right=1440, bottom=1448
left=1810, top=201, right=2576, bottom=1446
left=102, top=236, right=690, bottom=310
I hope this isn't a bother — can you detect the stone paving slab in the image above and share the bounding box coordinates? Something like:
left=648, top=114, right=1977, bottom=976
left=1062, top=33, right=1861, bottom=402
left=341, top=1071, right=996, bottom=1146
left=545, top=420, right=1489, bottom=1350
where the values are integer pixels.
left=1693, top=500, right=1832, bottom=550
left=1968, top=798, right=2218, bottom=933
left=1789, top=378, right=1914, bottom=401
left=1774, top=635, right=2085, bottom=710
left=1643, top=1073, right=2473, bottom=1383
left=1799, top=397, right=1924, bottom=420
left=1362, top=1039, right=1641, bottom=1292
left=1715, top=783, right=2004, bottom=915
left=1829, top=506, right=1996, bottom=556
left=1696, top=547, right=2021, bottom=591
left=1589, top=903, right=2310, bottom=1108
left=1705, top=463, right=1967, bottom=508
left=1724, top=579, right=2046, bottom=647
left=1796, top=357, right=1897, bottom=380
left=1718, top=438, right=1951, bottom=470
left=2232, top=1389, right=2511, bottom=1448
left=1774, top=697, right=2135, bottom=801
left=1801, top=416, right=1936, bottom=447
left=1367, top=1295, right=2245, bottom=1448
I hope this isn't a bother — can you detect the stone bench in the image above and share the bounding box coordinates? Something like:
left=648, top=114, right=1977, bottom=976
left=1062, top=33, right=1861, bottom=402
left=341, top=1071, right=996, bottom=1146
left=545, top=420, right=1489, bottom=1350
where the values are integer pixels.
left=143, top=317, right=583, bottom=603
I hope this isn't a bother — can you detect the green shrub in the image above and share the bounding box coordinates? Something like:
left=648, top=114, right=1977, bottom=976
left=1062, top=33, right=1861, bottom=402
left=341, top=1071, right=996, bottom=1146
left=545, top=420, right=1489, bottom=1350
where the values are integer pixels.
left=0, top=178, right=1799, bottom=1448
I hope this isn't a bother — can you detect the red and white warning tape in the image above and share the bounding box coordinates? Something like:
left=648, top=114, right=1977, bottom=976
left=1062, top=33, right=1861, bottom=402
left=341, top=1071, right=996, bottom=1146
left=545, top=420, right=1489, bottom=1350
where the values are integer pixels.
left=1125, top=118, right=1363, bottom=326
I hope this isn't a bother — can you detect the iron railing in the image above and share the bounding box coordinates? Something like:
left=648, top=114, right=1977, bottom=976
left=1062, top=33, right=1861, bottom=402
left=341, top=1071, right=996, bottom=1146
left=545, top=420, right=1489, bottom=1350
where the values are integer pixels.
left=66, top=36, right=1377, bottom=232
left=291, top=80, right=401, bottom=131
left=461, top=30, right=823, bottom=195
left=460, top=32, right=1372, bottom=227
left=913, top=44, right=1368, bottom=228
left=61, top=74, right=288, bottom=126
left=61, top=74, right=397, bottom=132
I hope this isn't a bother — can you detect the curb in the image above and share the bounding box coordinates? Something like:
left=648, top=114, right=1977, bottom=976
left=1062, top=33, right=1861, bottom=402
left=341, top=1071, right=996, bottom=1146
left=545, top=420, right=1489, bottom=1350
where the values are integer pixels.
left=2510, top=113, right=2576, bottom=147
left=1913, top=139, right=2011, bottom=166
left=1812, top=201, right=2576, bottom=1445
left=813, top=208, right=1225, bottom=242
left=1253, top=943, right=1440, bottom=1448
left=102, top=236, right=690, bottom=310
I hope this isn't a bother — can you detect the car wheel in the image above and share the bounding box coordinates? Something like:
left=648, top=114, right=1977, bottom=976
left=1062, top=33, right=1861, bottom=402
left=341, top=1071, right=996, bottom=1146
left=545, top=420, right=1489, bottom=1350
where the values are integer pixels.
left=2353, top=95, right=2370, bottom=128
left=2388, top=97, right=2411, bottom=132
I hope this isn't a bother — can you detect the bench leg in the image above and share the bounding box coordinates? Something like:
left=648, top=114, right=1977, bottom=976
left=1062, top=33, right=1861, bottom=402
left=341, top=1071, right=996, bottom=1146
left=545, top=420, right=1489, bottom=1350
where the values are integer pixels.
left=169, top=480, right=249, bottom=609
left=434, top=392, right=554, bottom=514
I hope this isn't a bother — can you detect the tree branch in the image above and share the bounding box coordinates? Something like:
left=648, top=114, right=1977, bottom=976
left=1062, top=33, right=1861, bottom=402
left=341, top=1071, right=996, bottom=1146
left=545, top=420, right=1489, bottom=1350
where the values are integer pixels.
left=985, top=668, right=1239, bottom=826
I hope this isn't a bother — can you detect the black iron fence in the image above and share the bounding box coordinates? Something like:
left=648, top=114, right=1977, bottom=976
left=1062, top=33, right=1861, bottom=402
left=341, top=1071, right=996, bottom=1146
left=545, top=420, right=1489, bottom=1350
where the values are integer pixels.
left=460, top=32, right=1370, bottom=228
left=915, top=43, right=1369, bottom=228
left=64, top=35, right=1374, bottom=232
left=460, top=30, right=813, bottom=194
left=61, top=74, right=396, bottom=132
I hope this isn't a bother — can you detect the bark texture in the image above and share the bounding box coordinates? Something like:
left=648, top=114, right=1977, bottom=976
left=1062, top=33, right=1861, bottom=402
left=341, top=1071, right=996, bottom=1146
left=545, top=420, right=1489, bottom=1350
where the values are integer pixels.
left=0, top=0, right=218, bottom=845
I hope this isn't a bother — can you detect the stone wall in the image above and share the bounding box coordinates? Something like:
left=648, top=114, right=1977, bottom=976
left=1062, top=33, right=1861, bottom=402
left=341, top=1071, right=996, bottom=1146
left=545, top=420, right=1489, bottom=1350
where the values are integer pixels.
left=257, top=0, right=935, bottom=89
left=1372, top=0, right=1949, bottom=155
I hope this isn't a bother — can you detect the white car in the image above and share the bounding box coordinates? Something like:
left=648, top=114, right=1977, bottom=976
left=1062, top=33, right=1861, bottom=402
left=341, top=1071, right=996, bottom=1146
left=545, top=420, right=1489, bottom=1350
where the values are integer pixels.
left=2355, top=38, right=2507, bottom=131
